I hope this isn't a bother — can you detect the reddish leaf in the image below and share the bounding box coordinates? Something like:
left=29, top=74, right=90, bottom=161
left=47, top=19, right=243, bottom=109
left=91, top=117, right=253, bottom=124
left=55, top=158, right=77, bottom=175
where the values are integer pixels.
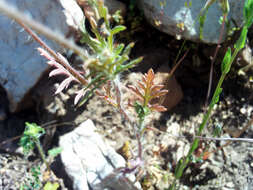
left=149, top=104, right=167, bottom=112
left=151, top=89, right=168, bottom=99
left=55, top=77, right=75, bottom=94
left=128, top=85, right=144, bottom=99
left=150, top=84, right=164, bottom=93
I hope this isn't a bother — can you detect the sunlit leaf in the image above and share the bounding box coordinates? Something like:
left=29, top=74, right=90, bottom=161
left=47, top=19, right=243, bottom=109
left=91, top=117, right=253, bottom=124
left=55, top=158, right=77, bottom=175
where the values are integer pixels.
left=110, top=25, right=126, bottom=35
left=234, top=26, right=248, bottom=51
left=43, top=182, right=59, bottom=190
left=48, top=147, right=63, bottom=158
left=221, top=47, right=231, bottom=74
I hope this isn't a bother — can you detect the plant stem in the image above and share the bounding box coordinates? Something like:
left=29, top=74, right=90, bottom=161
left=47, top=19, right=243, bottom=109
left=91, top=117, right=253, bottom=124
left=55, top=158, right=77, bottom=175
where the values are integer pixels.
left=34, top=138, right=50, bottom=171
left=171, top=47, right=240, bottom=187
left=205, top=14, right=227, bottom=107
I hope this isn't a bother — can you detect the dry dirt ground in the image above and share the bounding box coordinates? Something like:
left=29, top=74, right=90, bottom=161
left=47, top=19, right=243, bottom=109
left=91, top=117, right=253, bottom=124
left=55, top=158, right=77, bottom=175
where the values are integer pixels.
left=0, top=17, right=253, bottom=190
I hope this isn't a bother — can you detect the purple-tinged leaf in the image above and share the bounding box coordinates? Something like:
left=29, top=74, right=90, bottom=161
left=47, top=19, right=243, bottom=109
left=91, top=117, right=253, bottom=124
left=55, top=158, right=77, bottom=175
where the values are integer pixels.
left=49, top=68, right=68, bottom=77
left=74, top=89, right=85, bottom=105
left=37, top=47, right=54, bottom=61
left=151, top=89, right=168, bottom=98
left=149, top=104, right=167, bottom=112
left=137, top=81, right=145, bottom=91
left=55, top=77, right=75, bottom=94
left=150, top=84, right=164, bottom=93
left=128, top=85, right=143, bottom=99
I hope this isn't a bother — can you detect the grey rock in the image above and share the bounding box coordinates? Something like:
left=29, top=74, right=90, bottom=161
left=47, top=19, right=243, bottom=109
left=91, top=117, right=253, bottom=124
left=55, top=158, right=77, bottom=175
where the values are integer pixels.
left=104, top=0, right=127, bottom=17
left=59, top=119, right=141, bottom=190
left=0, top=0, right=83, bottom=112
left=137, top=0, right=244, bottom=44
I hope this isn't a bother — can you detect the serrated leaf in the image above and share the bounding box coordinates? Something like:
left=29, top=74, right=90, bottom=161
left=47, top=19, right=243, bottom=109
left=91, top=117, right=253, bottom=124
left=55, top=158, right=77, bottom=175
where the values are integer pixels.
left=189, top=1, right=192, bottom=7
left=221, top=47, right=231, bottom=74
left=24, top=122, right=45, bottom=138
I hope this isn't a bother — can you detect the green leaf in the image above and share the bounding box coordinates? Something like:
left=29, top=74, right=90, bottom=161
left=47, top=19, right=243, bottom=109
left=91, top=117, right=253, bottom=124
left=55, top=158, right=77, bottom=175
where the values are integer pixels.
left=134, top=102, right=150, bottom=121
left=80, top=32, right=101, bottom=52
left=48, top=147, right=63, bottom=158
left=220, top=0, right=230, bottom=15
left=78, top=90, right=94, bottom=107
left=110, top=25, right=126, bottom=35
left=199, top=10, right=208, bottom=40
left=213, top=87, right=222, bottom=105
left=24, top=122, right=45, bottom=137
left=184, top=1, right=187, bottom=7
left=78, top=78, right=108, bottom=107
left=118, top=57, right=143, bottom=72
left=122, top=42, right=135, bottom=56
left=234, top=26, right=248, bottom=51
left=114, top=43, right=125, bottom=55
left=19, top=135, right=35, bottom=154
left=19, top=122, right=45, bottom=154
left=221, top=47, right=231, bottom=74
left=244, top=0, right=253, bottom=28
left=43, top=182, right=59, bottom=190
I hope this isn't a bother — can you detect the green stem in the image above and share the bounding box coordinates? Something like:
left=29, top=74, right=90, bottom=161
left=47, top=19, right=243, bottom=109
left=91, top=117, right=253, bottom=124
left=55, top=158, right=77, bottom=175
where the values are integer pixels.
left=172, top=48, right=240, bottom=184
left=34, top=138, right=50, bottom=171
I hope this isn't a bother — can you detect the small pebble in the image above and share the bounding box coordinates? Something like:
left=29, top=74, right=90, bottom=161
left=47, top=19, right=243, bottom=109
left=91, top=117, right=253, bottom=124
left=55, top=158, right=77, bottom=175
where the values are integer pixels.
left=240, top=107, right=247, bottom=114
left=225, top=182, right=234, bottom=188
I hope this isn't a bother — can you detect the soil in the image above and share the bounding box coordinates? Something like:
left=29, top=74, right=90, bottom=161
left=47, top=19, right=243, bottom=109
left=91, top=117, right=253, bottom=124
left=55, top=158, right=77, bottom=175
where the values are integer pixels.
left=0, top=8, right=253, bottom=190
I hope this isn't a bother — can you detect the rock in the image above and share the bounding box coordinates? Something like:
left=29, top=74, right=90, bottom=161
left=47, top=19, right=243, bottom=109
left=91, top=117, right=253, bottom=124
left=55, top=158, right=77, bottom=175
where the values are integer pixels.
left=0, top=0, right=84, bottom=112
left=237, top=43, right=253, bottom=67
left=104, top=0, right=127, bottom=17
left=77, top=0, right=126, bottom=18
left=137, top=0, right=244, bottom=44
left=154, top=64, right=183, bottom=110
left=59, top=119, right=141, bottom=190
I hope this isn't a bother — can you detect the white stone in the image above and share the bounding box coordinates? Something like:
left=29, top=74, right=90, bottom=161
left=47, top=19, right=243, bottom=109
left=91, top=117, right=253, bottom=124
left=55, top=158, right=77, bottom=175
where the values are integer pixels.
left=59, top=119, right=141, bottom=190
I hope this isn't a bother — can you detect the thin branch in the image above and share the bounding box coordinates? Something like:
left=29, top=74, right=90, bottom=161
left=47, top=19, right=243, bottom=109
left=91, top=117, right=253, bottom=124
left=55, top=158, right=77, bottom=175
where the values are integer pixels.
left=21, top=22, right=88, bottom=87
left=205, top=14, right=227, bottom=107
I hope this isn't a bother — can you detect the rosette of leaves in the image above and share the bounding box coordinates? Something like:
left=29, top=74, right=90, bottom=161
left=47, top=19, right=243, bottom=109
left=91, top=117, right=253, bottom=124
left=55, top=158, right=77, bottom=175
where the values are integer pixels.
left=77, top=0, right=143, bottom=104
left=39, top=0, right=142, bottom=105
